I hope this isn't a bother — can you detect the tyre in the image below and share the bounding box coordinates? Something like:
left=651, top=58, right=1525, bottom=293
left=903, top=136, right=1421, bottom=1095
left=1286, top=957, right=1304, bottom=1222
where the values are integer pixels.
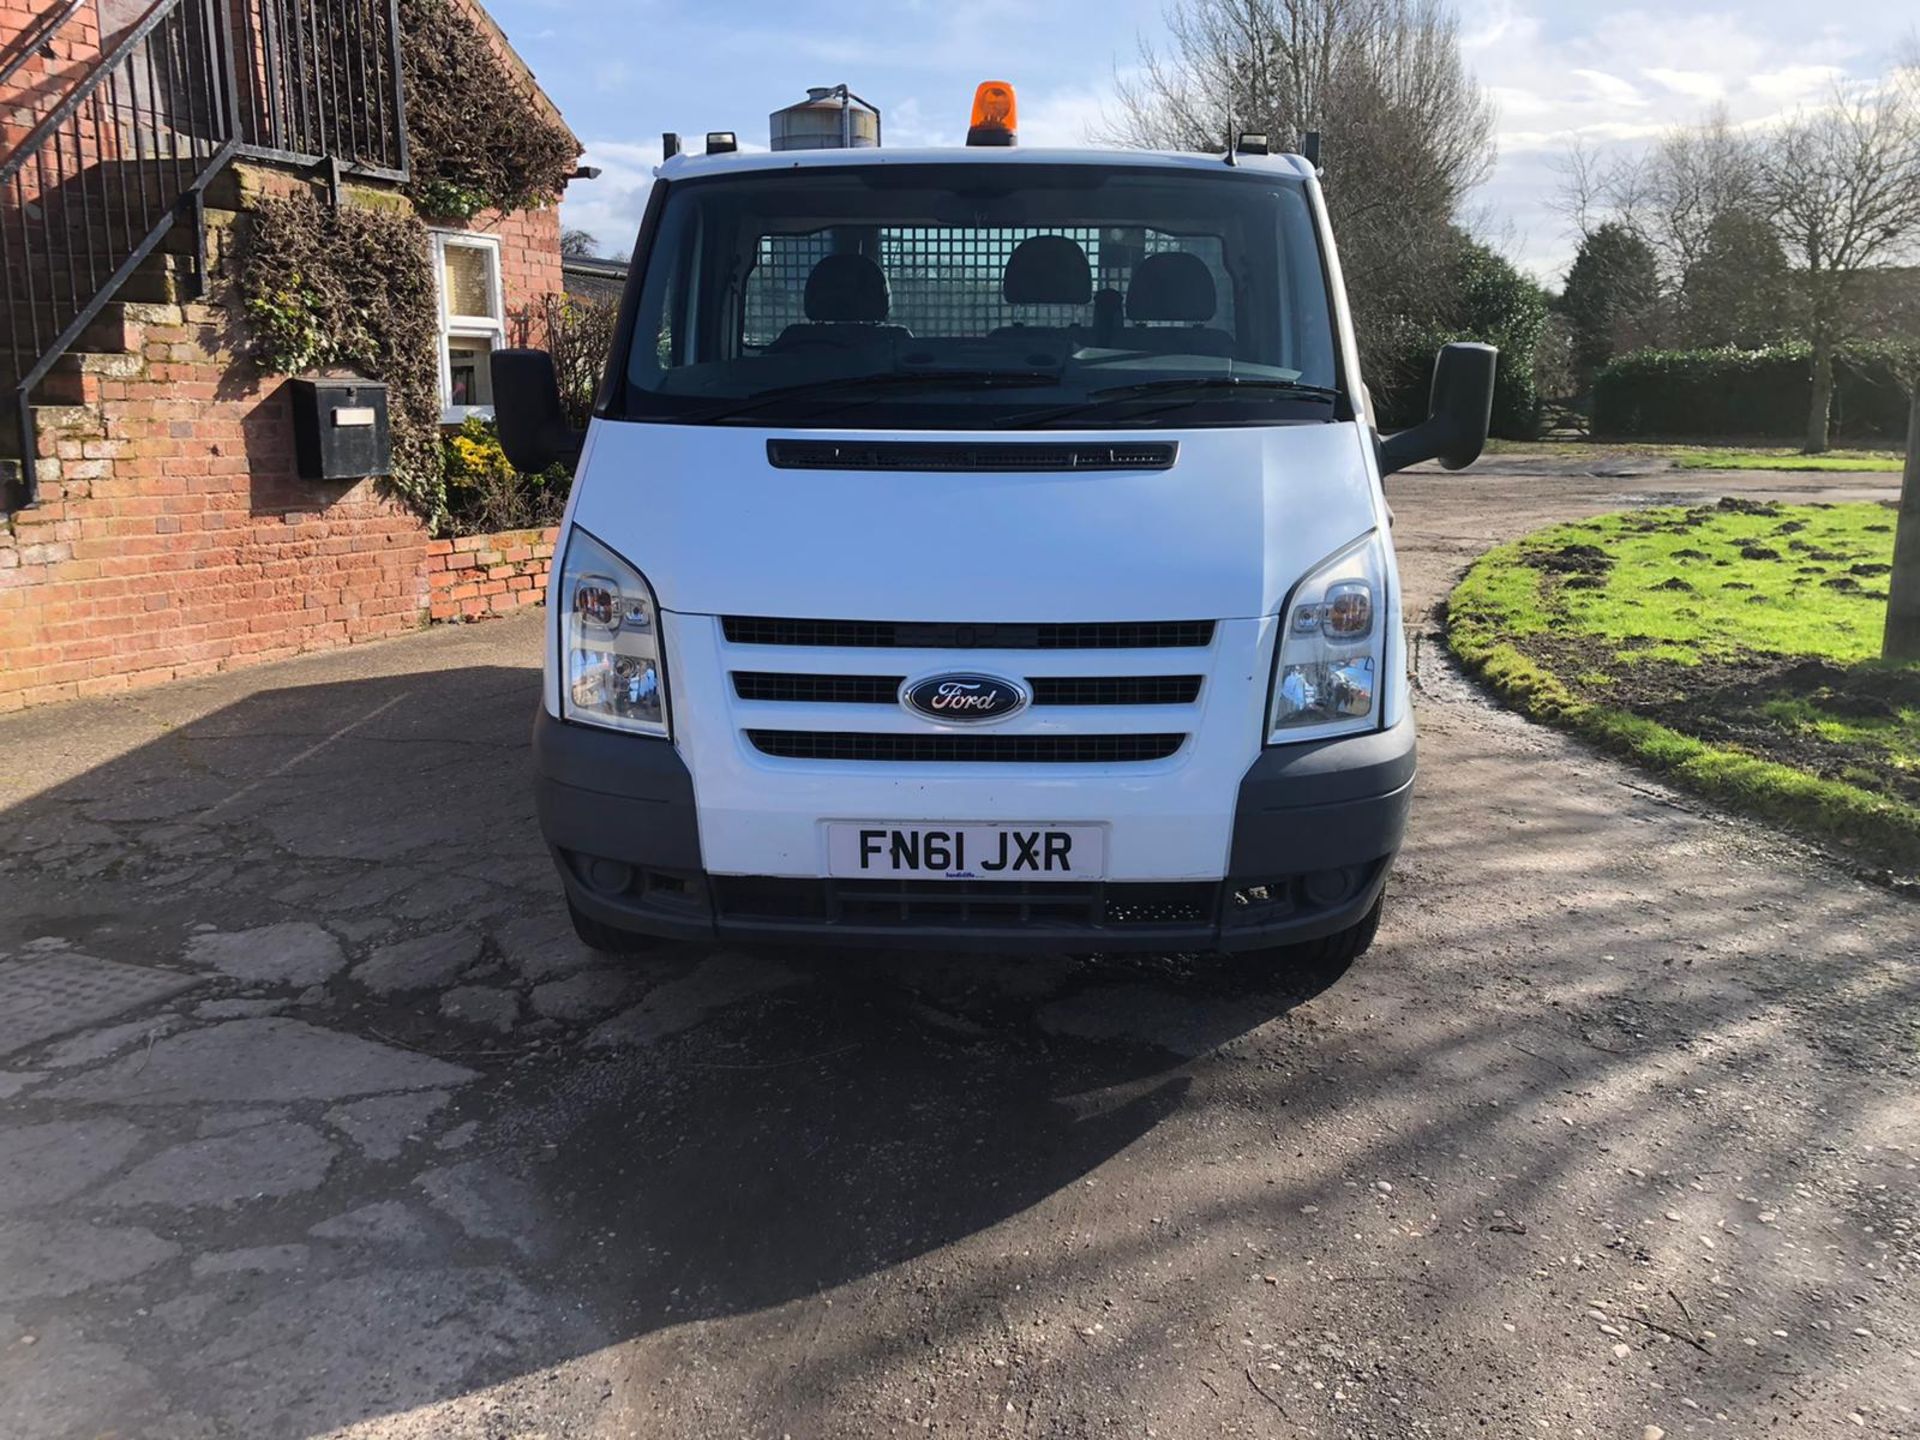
left=1235, top=892, right=1383, bottom=993
left=566, top=896, right=663, bottom=955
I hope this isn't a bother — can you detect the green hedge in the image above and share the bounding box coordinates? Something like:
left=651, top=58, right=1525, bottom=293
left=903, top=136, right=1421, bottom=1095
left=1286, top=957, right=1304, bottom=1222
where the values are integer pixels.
left=1593, top=343, right=1918, bottom=440
left=1373, top=240, right=1548, bottom=441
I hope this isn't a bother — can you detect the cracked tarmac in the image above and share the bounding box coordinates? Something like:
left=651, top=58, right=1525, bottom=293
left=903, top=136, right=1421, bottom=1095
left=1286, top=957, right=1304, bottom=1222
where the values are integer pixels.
left=0, top=465, right=1914, bottom=1438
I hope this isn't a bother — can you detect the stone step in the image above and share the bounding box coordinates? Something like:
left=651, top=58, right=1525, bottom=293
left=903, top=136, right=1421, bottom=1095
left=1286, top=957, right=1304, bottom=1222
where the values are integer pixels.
left=0, top=402, right=105, bottom=460
left=71, top=298, right=201, bottom=355
left=37, top=348, right=146, bottom=404
left=109, top=250, right=200, bottom=305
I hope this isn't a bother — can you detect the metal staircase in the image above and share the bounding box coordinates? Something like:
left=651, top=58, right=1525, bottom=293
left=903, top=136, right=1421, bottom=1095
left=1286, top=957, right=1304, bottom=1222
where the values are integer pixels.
left=1, top=0, right=408, bottom=510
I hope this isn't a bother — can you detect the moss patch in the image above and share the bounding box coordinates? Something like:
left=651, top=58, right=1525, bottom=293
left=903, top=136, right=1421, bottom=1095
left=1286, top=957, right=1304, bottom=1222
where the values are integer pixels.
left=1447, top=499, right=1920, bottom=873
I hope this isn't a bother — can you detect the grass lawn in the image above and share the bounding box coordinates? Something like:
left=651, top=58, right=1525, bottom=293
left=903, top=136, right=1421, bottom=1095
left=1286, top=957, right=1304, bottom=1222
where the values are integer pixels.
left=1446, top=498, right=1920, bottom=874
left=1670, top=448, right=1907, bottom=473
left=1481, top=439, right=1906, bottom=472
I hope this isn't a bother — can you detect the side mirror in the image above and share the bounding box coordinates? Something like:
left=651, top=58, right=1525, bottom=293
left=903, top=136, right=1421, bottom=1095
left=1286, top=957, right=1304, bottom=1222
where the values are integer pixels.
left=1378, top=341, right=1497, bottom=476
left=490, top=349, right=585, bottom=473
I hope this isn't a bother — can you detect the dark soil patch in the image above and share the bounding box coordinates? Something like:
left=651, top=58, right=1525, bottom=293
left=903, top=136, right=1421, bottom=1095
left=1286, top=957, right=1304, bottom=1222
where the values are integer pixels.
left=1650, top=577, right=1694, bottom=592
left=1522, top=542, right=1613, bottom=576
left=1824, top=576, right=1863, bottom=592
left=1775, top=520, right=1807, bottom=534
left=1851, top=562, right=1892, bottom=577
left=1673, top=548, right=1710, bottom=561
left=1512, top=638, right=1920, bottom=806
left=1739, top=544, right=1782, bottom=561
left=1717, top=497, right=1782, bottom=515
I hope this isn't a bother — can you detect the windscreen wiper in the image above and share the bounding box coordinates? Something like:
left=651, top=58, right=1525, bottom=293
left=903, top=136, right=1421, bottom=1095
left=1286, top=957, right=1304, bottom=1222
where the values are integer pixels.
left=991, top=375, right=1340, bottom=428
left=688, top=369, right=1063, bottom=424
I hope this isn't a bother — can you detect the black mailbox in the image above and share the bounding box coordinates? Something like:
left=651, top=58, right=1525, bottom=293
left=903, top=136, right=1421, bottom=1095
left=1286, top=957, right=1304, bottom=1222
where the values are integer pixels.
left=290, top=377, right=391, bottom=481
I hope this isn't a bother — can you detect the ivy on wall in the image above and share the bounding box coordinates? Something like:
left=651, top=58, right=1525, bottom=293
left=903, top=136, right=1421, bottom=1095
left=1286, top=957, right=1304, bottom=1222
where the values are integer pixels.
left=239, top=194, right=448, bottom=525
left=398, top=0, right=579, bottom=222
left=235, top=0, right=581, bottom=531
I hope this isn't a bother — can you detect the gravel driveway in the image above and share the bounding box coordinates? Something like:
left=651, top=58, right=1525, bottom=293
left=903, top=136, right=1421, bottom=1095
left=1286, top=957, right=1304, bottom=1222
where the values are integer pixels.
left=0, top=463, right=1913, bottom=1439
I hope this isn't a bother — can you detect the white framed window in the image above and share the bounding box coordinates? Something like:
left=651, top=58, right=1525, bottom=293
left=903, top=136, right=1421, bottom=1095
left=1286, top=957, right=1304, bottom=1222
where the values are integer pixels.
left=430, top=231, right=505, bottom=422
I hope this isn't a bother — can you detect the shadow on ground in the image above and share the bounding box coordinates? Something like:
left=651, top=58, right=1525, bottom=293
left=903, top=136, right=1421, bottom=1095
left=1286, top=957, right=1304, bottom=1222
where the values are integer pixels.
left=0, top=630, right=1914, bottom=1438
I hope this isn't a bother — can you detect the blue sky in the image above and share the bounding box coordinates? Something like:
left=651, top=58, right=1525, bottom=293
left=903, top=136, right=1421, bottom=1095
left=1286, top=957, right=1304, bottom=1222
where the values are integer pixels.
left=485, top=0, right=1917, bottom=286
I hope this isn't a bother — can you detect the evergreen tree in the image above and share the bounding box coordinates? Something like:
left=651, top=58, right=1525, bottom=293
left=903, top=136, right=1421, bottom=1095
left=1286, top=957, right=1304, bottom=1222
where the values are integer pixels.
left=1679, top=211, right=1791, bottom=348
left=1561, top=223, right=1661, bottom=389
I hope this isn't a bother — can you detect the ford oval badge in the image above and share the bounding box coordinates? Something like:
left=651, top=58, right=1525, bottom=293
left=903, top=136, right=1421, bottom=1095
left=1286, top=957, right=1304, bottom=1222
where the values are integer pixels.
left=902, top=672, right=1029, bottom=724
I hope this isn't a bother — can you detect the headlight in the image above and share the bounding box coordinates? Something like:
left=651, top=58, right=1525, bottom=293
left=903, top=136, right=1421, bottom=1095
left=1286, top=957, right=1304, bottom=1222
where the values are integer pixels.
left=1268, top=532, right=1387, bottom=743
left=559, top=527, right=669, bottom=737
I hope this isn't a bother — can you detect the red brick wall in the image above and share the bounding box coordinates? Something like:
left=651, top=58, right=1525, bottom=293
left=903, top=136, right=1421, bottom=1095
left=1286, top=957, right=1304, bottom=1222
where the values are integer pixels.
left=0, top=0, right=101, bottom=155
left=0, top=306, right=433, bottom=711
left=0, top=0, right=580, bottom=713
left=0, top=166, right=443, bottom=713
left=425, top=525, right=555, bottom=621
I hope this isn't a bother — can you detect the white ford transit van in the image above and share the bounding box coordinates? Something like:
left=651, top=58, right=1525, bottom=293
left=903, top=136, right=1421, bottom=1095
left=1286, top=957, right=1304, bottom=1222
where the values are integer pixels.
left=496, top=85, right=1495, bottom=968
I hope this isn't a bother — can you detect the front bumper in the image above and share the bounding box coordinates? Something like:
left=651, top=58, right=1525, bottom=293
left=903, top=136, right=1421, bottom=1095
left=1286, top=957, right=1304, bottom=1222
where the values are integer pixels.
left=533, top=710, right=1413, bottom=953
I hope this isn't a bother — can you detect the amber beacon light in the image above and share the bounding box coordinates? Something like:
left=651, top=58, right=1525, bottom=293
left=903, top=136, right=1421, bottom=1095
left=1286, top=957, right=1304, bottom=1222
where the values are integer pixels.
left=966, top=81, right=1018, bottom=146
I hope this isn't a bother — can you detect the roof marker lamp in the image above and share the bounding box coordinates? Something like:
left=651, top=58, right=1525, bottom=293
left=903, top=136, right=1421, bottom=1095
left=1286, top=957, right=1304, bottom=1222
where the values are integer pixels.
left=967, top=81, right=1018, bottom=146
left=560, top=527, right=669, bottom=738
left=1268, top=533, right=1387, bottom=744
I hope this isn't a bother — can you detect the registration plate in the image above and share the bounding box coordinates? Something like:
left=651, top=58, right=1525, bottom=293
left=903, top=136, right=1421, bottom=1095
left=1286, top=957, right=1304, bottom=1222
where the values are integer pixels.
left=827, top=824, right=1106, bottom=880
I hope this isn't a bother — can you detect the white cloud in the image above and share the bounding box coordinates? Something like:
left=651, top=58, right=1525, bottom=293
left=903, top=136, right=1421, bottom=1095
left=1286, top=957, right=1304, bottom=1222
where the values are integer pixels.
left=1642, top=68, right=1725, bottom=102
left=561, top=138, right=662, bottom=259
left=1456, top=2, right=1896, bottom=284
left=1570, top=68, right=1646, bottom=108
left=1749, top=64, right=1849, bottom=100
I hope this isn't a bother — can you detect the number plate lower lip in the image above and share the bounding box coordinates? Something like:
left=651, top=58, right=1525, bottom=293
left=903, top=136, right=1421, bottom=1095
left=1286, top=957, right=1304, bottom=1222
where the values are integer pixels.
left=825, top=822, right=1108, bottom=881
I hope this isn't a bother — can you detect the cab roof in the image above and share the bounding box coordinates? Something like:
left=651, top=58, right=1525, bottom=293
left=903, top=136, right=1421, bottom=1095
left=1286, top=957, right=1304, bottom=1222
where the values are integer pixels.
left=656, top=145, right=1318, bottom=182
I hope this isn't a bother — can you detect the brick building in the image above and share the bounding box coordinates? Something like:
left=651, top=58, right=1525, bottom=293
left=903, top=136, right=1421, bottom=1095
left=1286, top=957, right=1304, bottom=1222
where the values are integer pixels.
left=0, top=0, right=582, bottom=711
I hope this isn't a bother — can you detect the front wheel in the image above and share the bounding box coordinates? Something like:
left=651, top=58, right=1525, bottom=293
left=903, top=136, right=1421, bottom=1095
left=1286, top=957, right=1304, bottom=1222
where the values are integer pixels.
left=1236, top=892, right=1382, bottom=992
left=567, top=897, right=663, bottom=956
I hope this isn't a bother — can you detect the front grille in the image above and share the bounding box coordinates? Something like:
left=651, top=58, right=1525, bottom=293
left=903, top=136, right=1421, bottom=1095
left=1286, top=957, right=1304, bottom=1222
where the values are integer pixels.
left=747, top=731, right=1185, bottom=763
left=722, top=617, right=1215, bottom=650
left=733, top=672, right=1203, bottom=706
left=734, top=672, right=900, bottom=704
left=1029, top=675, right=1203, bottom=706
left=712, top=877, right=1219, bottom=928
left=766, top=439, right=1179, bottom=473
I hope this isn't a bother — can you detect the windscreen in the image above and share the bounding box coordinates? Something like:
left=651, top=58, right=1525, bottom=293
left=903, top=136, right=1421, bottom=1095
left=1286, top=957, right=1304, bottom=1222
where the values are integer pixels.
left=613, top=162, right=1341, bottom=430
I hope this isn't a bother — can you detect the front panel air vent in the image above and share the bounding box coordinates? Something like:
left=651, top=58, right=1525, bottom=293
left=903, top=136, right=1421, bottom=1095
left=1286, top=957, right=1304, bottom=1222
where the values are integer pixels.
left=766, top=440, right=1178, bottom=472
left=732, top=673, right=1204, bottom=706
left=712, top=877, right=1218, bottom=928
left=722, top=618, right=1216, bottom=650
left=747, top=731, right=1185, bottom=763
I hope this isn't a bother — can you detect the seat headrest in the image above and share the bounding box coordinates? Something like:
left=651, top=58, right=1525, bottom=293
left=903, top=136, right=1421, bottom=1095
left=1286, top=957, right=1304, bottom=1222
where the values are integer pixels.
left=1002, top=235, right=1092, bottom=305
left=805, top=253, right=890, bottom=323
left=1126, top=252, right=1217, bottom=322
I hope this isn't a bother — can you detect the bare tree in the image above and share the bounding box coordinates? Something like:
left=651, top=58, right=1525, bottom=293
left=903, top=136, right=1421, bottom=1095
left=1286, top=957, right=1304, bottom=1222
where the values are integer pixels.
left=510, top=292, right=618, bottom=430
left=1758, top=75, right=1920, bottom=453
left=1550, top=138, right=1650, bottom=247
left=1103, top=0, right=1496, bottom=390
left=560, top=228, right=601, bottom=260
left=1550, top=109, right=1762, bottom=353
left=1639, top=109, right=1761, bottom=280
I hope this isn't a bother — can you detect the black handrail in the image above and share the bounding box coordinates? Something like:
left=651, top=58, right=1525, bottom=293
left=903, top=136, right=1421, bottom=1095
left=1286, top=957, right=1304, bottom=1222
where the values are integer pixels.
left=2, top=0, right=410, bottom=510
left=2, top=0, right=238, bottom=509
left=231, top=0, right=408, bottom=180
left=0, top=0, right=91, bottom=95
